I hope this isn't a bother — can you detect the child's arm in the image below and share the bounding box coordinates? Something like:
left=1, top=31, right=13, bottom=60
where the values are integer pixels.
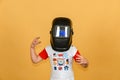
left=75, top=55, right=88, bottom=68
left=30, top=37, right=42, bottom=63
left=74, top=51, right=88, bottom=68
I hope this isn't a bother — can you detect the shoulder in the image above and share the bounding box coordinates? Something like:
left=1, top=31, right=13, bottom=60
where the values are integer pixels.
left=44, top=45, right=54, bottom=56
left=68, top=45, right=78, bottom=56
left=70, top=45, right=78, bottom=51
left=45, top=45, right=52, bottom=50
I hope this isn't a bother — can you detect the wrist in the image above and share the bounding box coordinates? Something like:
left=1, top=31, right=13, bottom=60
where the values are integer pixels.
left=31, top=44, right=35, bottom=49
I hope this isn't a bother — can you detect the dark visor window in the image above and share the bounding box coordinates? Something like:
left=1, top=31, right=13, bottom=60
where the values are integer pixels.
left=53, top=25, right=71, bottom=38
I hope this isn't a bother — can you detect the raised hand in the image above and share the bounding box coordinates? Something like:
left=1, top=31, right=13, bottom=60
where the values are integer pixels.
left=31, top=37, right=41, bottom=48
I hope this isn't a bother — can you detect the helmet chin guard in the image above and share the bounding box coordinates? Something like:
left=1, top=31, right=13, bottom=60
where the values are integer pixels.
left=50, top=17, right=73, bottom=52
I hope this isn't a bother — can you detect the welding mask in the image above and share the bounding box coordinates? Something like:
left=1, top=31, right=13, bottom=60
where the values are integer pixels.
left=50, top=17, right=74, bottom=51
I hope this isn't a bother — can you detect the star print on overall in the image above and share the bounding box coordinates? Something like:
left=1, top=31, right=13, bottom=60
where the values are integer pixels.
left=53, top=53, right=69, bottom=71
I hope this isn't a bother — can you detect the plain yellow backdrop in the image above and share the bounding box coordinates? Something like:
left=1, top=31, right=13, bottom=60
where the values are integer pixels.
left=0, top=0, right=120, bottom=80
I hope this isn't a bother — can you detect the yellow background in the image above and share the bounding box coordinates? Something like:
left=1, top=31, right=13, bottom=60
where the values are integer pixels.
left=0, top=0, right=120, bottom=80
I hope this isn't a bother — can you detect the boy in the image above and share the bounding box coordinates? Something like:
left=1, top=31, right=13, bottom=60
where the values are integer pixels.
left=30, top=17, right=88, bottom=80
